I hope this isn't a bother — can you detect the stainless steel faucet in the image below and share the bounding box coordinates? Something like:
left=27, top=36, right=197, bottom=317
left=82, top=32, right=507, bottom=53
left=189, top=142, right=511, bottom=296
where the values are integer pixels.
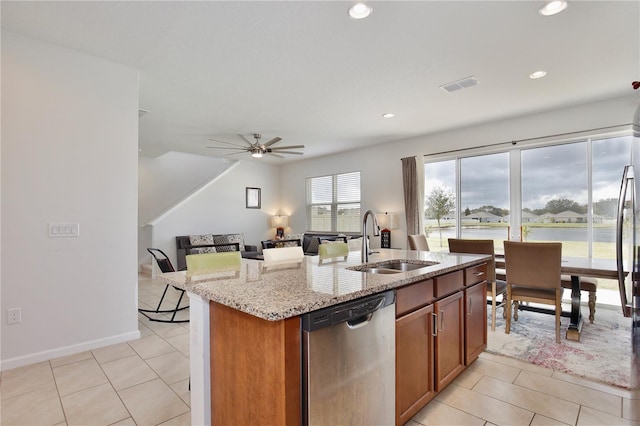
left=362, top=210, right=380, bottom=263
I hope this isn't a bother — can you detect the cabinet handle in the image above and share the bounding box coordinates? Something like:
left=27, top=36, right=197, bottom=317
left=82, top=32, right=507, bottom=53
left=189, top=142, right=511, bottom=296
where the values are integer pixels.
left=474, top=271, right=485, bottom=277
left=439, top=310, right=444, bottom=332
left=432, top=312, right=438, bottom=337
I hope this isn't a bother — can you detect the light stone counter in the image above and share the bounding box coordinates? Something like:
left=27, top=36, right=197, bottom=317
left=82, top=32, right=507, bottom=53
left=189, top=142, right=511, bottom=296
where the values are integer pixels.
left=159, top=248, right=490, bottom=321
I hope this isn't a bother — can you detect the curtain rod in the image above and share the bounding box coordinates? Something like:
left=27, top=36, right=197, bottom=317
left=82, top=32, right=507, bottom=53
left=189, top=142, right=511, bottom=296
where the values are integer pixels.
left=423, top=123, right=632, bottom=158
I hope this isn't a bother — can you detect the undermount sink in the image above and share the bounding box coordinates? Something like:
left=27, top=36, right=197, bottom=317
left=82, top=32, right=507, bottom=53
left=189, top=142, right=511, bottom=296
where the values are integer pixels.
left=348, top=259, right=439, bottom=274
left=357, top=267, right=403, bottom=274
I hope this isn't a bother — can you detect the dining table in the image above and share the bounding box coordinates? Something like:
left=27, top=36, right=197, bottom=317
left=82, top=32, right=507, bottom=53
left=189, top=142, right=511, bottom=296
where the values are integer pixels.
left=495, top=255, right=622, bottom=341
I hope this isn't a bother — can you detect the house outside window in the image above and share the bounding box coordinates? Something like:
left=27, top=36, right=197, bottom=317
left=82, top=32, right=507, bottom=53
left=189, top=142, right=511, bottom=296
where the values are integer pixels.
left=306, top=171, right=361, bottom=232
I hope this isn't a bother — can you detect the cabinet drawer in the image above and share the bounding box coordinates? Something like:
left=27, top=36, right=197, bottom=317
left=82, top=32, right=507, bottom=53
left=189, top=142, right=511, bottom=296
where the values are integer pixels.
left=434, top=270, right=464, bottom=298
left=465, top=263, right=487, bottom=286
left=396, top=279, right=434, bottom=317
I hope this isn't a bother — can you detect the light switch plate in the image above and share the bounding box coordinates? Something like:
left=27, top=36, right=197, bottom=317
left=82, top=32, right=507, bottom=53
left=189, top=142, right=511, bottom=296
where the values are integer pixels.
left=8, top=308, right=21, bottom=324
left=49, top=223, right=80, bottom=237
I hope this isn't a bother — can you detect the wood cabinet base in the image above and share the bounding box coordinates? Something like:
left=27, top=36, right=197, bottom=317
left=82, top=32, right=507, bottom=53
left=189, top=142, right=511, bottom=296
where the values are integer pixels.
left=210, top=302, right=301, bottom=425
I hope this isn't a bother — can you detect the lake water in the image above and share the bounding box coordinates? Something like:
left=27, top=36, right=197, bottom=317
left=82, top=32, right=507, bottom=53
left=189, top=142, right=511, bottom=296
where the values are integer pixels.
left=432, top=226, right=616, bottom=243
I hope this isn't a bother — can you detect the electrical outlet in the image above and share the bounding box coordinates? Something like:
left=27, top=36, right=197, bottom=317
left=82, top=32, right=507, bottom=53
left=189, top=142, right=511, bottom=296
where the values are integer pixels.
left=7, top=308, right=21, bottom=325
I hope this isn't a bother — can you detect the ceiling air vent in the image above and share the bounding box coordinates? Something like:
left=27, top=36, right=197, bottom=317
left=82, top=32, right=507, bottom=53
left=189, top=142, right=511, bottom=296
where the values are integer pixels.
left=440, top=76, right=478, bottom=93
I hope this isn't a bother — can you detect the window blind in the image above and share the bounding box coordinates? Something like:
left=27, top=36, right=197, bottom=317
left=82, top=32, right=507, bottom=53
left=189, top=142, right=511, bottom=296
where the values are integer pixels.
left=306, top=171, right=361, bottom=232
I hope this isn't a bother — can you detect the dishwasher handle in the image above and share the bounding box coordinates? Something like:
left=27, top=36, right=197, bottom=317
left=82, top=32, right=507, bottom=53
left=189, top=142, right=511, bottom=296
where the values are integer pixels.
left=346, top=297, right=385, bottom=329
left=302, top=290, right=395, bottom=332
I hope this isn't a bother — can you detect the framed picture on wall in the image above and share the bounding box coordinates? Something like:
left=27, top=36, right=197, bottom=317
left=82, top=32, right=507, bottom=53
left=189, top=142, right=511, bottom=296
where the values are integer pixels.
left=246, top=187, right=261, bottom=209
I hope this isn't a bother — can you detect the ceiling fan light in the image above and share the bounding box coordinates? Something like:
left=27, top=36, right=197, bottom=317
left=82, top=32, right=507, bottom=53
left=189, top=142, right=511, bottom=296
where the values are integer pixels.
left=530, top=70, right=547, bottom=79
left=539, top=0, right=568, bottom=16
left=251, top=151, right=263, bottom=158
left=349, top=2, right=372, bottom=19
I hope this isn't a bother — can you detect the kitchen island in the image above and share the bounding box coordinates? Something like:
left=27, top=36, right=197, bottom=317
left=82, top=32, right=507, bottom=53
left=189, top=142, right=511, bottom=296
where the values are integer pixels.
left=159, top=248, right=490, bottom=425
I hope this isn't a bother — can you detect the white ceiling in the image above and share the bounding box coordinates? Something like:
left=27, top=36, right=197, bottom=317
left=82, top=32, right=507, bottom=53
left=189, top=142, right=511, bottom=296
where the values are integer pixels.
left=2, top=1, right=639, bottom=162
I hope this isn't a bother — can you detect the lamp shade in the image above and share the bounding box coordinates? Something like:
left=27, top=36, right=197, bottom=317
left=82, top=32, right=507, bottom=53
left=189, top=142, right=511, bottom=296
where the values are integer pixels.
left=377, top=212, right=398, bottom=230
left=270, top=215, right=289, bottom=228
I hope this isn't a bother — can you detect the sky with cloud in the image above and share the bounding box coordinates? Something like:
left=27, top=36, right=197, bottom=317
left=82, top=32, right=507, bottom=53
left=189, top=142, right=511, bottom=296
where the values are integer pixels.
left=424, top=136, right=632, bottom=213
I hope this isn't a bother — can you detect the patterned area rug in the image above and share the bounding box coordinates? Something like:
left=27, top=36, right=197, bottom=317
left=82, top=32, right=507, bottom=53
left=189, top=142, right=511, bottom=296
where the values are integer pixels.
left=486, top=304, right=636, bottom=389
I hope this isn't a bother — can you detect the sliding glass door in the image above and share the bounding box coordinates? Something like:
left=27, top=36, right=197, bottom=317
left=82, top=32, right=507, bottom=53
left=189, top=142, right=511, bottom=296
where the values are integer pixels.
left=424, top=133, right=632, bottom=305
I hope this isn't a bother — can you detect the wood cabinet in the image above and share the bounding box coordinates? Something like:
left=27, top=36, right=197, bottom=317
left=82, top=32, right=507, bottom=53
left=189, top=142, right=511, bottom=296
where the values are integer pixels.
left=434, top=291, right=465, bottom=391
left=395, top=264, right=487, bottom=425
left=210, top=302, right=301, bottom=426
left=465, top=281, right=487, bottom=365
left=396, top=303, right=435, bottom=425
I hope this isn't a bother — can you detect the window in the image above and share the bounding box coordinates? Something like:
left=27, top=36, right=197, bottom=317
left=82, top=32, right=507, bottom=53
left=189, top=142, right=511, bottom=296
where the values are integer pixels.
left=306, top=171, right=361, bottom=232
left=460, top=153, right=510, bottom=242
left=424, top=160, right=455, bottom=251
left=424, top=153, right=510, bottom=251
left=521, top=142, right=588, bottom=256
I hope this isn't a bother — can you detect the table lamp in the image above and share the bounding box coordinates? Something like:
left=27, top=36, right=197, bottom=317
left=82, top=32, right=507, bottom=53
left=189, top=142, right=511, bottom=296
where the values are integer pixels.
left=270, top=215, right=289, bottom=239
left=377, top=212, right=397, bottom=248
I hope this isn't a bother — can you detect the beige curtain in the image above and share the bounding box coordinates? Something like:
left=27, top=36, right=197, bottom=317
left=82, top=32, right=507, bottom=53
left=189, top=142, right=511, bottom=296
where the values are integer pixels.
left=401, top=156, right=425, bottom=236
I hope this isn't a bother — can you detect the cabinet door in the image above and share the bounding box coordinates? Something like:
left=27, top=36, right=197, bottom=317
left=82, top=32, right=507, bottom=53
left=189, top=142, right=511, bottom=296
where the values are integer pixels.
left=465, top=281, right=487, bottom=365
left=396, top=304, right=435, bottom=425
left=434, top=291, right=465, bottom=391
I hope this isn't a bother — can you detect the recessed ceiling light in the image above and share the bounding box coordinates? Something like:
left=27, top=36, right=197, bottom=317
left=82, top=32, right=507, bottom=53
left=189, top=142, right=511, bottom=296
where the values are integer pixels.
left=382, top=113, right=395, bottom=119
left=539, top=0, right=568, bottom=16
left=530, top=70, right=547, bottom=79
left=349, top=2, right=372, bottom=19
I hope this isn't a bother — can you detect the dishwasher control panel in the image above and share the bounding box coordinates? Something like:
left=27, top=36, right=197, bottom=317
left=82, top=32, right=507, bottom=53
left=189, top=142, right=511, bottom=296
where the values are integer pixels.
left=302, top=290, right=395, bottom=332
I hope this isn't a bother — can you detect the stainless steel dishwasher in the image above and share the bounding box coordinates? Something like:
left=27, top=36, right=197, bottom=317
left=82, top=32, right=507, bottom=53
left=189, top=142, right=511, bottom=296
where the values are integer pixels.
left=302, top=290, right=395, bottom=426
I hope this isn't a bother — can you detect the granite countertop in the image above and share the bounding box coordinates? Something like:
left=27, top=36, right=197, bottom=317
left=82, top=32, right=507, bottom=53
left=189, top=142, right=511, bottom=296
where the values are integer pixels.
left=158, top=248, right=490, bottom=321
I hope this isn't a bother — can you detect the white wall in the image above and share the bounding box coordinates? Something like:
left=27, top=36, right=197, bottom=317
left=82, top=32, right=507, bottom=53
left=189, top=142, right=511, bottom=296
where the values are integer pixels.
left=1, top=32, right=140, bottom=369
left=150, top=160, right=281, bottom=267
left=139, top=152, right=235, bottom=225
left=138, top=152, right=235, bottom=262
left=280, top=95, right=639, bottom=250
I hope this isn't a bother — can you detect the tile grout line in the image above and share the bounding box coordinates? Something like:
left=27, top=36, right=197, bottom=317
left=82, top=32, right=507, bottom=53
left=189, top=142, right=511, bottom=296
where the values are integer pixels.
left=49, top=359, right=70, bottom=426
left=91, top=347, right=138, bottom=425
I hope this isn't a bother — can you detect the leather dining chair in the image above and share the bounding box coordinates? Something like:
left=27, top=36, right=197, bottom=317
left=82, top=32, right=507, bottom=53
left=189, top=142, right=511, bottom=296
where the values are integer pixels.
left=504, top=241, right=563, bottom=343
left=448, top=238, right=507, bottom=331
left=408, top=234, right=430, bottom=251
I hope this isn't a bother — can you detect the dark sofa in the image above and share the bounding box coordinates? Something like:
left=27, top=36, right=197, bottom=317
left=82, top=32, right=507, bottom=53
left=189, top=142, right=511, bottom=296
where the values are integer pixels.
left=175, top=233, right=259, bottom=271
left=301, top=232, right=362, bottom=255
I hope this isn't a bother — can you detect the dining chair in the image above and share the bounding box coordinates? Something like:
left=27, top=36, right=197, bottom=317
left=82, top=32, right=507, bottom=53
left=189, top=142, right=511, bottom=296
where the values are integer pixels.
left=318, top=241, right=349, bottom=264
left=408, top=234, right=430, bottom=251
left=447, top=238, right=507, bottom=331
left=185, top=251, right=242, bottom=280
left=139, top=248, right=190, bottom=323
left=504, top=241, right=563, bottom=343
left=262, top=246, right=304, bottom=262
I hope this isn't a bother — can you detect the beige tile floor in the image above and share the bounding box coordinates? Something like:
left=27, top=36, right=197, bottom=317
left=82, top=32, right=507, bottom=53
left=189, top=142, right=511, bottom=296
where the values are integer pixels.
left=1, top=275, right=638, bottom=425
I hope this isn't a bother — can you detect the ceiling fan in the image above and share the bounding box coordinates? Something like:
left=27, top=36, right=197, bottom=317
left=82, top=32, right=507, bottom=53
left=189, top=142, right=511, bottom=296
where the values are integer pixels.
left=207, top=133, right=304, bottom=158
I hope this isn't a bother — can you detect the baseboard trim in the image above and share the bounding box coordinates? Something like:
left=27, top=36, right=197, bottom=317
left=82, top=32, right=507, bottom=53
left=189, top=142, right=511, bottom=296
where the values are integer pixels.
left=0, top=330, right=141, bottom=371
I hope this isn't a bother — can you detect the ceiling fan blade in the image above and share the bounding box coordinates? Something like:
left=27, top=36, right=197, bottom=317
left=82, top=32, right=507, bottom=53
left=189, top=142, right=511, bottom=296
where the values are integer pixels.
left=239, top=134, right=256, bottom=147
left=267, top=152, right=285, bottom=158
left=269, top=145, right=305, bottom=150
left=209, top=138, right=248, bottom=149
left=268, top=150, right=304, bottom=155
left=262, top=137, right=282, bottom=147
left=207, top=146, right=249, bottom=150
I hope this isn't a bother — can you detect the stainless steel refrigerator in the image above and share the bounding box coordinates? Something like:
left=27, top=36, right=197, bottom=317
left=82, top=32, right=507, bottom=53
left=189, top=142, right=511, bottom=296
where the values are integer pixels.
left=616, top=104, right=640, bottom=389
